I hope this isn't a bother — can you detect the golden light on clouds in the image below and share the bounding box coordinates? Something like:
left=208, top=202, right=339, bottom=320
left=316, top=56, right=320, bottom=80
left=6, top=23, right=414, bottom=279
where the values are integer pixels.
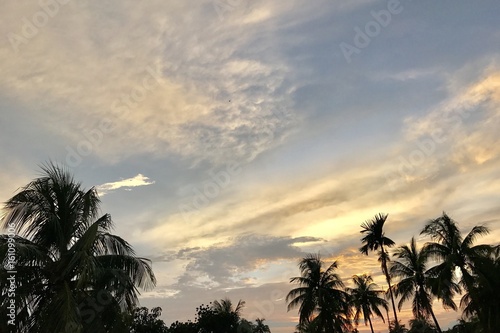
left=1, top=1, right=500, bottom=332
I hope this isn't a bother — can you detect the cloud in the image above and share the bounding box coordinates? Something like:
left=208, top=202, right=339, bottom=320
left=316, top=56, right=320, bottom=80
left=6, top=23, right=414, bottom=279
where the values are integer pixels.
left=2, top=2, right=500, bottom=332
left=0, top=1, right=299, bottom=167
left=161, top=234, right=322, bottom=288
left=96, top=174, right=155, bottom=195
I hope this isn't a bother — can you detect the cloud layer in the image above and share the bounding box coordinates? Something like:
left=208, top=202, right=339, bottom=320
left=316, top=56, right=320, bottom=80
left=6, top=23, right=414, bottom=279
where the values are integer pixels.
left=1, top=1, right=500, bottom=332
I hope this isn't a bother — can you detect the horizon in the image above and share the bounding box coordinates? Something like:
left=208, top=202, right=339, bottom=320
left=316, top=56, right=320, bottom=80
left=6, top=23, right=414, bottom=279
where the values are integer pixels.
left=1, top=1, right=500, bottom=332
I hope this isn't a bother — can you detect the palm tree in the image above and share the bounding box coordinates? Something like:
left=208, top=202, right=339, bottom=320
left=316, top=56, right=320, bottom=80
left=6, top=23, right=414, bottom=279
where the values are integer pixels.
left=460, top=245, right=500, bottom=333
left=390, top=237, right=447, bottom=333
left=359, top=213, right=399, bottom=327
left=239, top=319, right=255, bottom=333
left=448, top=317, right=482, bottom=333
left=287, top=253, right=351, bottom=333
left=209, top=298, right=245, bottom=333
left=253, top=318, right=271, bottom=333
left=212, top=298, right=245, bottom=317
left=347, top=274, right=388, bottom=333
left=0, top=164, right=156, bottom=333
left=421, top=213, right=494, bottom=315
left=407, top=318, right=436, bottom=333
left=294, top=321, right=317, bottom=333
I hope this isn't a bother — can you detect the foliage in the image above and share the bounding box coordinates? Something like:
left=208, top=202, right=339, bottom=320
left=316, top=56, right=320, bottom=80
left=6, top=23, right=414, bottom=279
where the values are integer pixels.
left=347, top=274, right=388, bottom=333
left=389, top=320, right=408, bottom=333
left=459, top=246, right=500, bottom=333
left=129, top=306, right=168, bottom=333
left=195, top=299, right=246, bottom=333
left=164, top=300, right=269, bottom=333
left=253, top=318, right=271, bottom=333
left=239, top=318, right=255, bottom=333
left=360, top=213, right=399, bottom=328
left=408, top=318, right=437, bottom=333
left=443, top=317, right=482, bottom=333
left=287, top=253, right=351, bottom=333
left=167, top=320, right=198, bottom=333
left=294, top=320, right=318, bottom=333
left=390, top=237, right=446, bottom=332
left=0, top=164, right=156, bottom=333
left=2, top=164, right=499, bottom=333
left=421, top=213, right=497, bottom=333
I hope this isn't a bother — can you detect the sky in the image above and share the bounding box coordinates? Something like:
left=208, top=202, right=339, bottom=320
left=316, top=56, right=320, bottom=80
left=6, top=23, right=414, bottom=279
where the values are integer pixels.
left=1, top=1, right=500, bottom=332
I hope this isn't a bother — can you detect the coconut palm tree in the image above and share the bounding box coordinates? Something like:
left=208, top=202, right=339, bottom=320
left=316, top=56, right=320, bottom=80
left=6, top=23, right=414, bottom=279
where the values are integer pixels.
left=0, top=164, right=156, bottom=333
left=390, top=237, right=447, bottom=333
left=420, top=213, right=494, bottom=314
left=294, top=321, right=317, bottom=333
left=359, top=213, right=399, bottom=328
left=253, top=318, right=271, bottom=333
left=407, top=318, right=436, bottom=333
left=212, top=298, right=245, bottom=317
left=347, top=274, right=388, bottom=333
left=287, top=253, right=351, bottom=333
left=204, top=298, right=246, bottom=333
left=460, top=245, right=500, bottom=333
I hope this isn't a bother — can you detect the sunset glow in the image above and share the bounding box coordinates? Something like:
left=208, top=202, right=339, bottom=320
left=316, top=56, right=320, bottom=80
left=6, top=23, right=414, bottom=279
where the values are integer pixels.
left=1, top=1, right=500, bottom=332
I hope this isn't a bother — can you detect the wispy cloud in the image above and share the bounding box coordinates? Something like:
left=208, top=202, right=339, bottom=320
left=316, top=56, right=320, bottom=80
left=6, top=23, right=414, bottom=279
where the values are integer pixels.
left=2, top=1, right=500, bottom=332
left=96, top=174, right=155, bottom=196
left=0, top=1, right=299, bottom=167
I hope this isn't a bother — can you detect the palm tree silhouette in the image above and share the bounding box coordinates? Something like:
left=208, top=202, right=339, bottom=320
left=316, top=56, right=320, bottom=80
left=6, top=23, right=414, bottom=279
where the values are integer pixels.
left=253, top=318, right=271, bottom=333
left=212, top=298, right=245, bottom=317
left=421, top=213, right=495, bottom=332
left=209, top=298, right=246, bottom=333
left=0, top=164, right=156, bottom=332
left=390, top=237, right=446, bottom=333
left=347, top=274, right=388, bottom=333
left=287, top=253, right=351, bottom=333
left=359, top=213, right=399, bottom=328
left=461, top=246, right=500, bottom=333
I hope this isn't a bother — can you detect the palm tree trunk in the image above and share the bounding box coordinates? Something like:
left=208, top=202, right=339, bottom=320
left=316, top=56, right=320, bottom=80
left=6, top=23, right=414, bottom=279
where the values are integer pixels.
left=385, top=272, right=399, bottom=328
left=385, top=304, right=391, bottom=321
left=368, top=315, right=375, bottom=333
left=382, top=246, right=399, bottom=328
left=429, top=307, right=442, bottom=333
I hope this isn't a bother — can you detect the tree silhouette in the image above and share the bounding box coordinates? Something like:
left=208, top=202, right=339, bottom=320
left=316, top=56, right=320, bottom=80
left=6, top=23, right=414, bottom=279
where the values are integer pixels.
left=0, top=164, right=155, bottom=332
left=347, top=274, right=388, bottom=333
left=459, top=246, right=500, bottom=333
left=128, top=306, right=168, bottom=333
left=390, top=237, right=446, bottom=333
left=287, top=253, right=351, bottom=333
left=360, top=213, right=398, bottom=329
left=196, top=298, right=245, bottom=333
left=253, top=318, right=271, bottom=333
left=421, top=212, right=495, bottom=332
